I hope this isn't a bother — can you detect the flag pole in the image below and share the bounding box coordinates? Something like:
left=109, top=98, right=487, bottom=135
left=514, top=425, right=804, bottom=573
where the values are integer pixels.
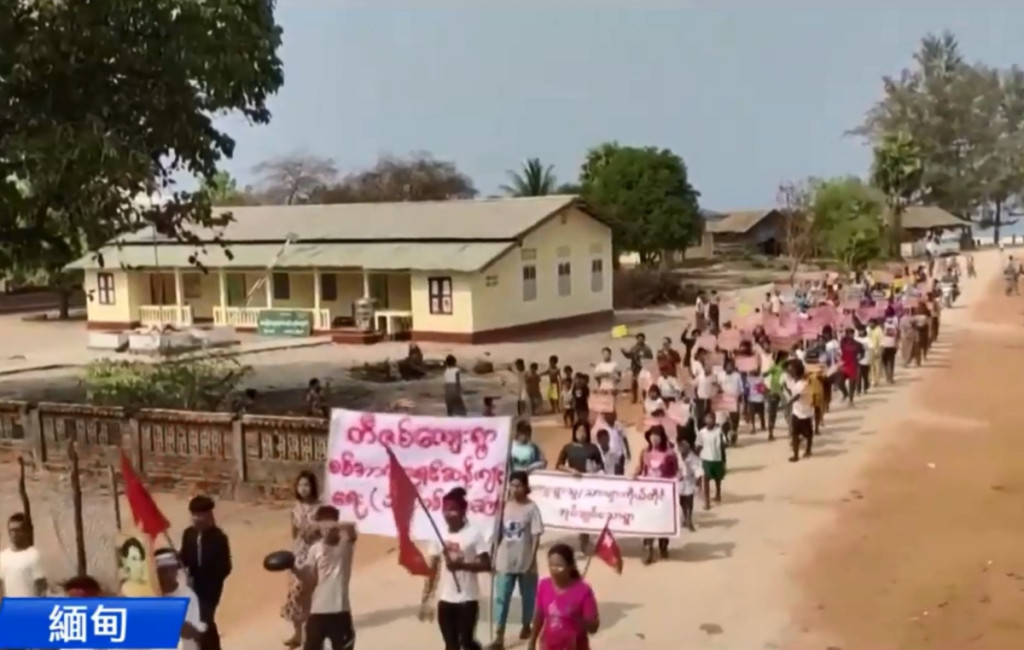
left=385, top=445, right=462, bottom=592
left=582, top=515, right=613, bottom=579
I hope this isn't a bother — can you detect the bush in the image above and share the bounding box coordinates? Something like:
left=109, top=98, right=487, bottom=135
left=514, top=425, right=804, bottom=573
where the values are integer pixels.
left=613, top=269, right=697, bottom=309
left=83, top=355, right=251, bottom=411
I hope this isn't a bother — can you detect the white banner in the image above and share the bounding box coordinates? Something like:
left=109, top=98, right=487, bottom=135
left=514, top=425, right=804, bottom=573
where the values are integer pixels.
left=529, top=471, right=679, bottom=537
left=325, top=408, right=512, bottom=541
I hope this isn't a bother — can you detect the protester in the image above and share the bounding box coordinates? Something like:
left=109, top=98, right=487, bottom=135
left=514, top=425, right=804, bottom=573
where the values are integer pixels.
left=0, top=513, right=46, bottom=597
left=642, top=385, right=666, bottom=416
left=635, top=425, right=679, bottom=563
left=621, top=333, right=653, bottom=403
left=695, top=411, right=727, bottom=510
left=784, top=360, right=815, bottom=462
left=744, top=369, right=766, bottom=434
left=570, top=373, right=590, bottom=429
left=293, top=506, right=357, bottom=650
left=306, top=379, right=326, bottom=418
left=420, top=488, right=491, bottom=650
left=545, top=356, right=561, bottom=414
left=556, top=423, right=604, bottom=553
left=489, top=472, right=543, bottom=650
left=560, top=366, right=575, bottom=427
left=282, top=471, right=322, bottom=648
left=526, top=363, right=544, bottom=415
left=155, top=548, right=207, bottom=650
left=527, top=543, right=599, bottom=650
left=716, top=357, right=743, bottom=445
left=509, top=420, right=547, bottom=473
left=514, top=359, right=529, bottom=417
left=180, top=495, right=232, bottom=650
left=880, top=308, right=900, bottom=384
left=676, top=440, right=702, bottom=532
left=63, top=575, right=103, bottom=597
left=763, top=350, right=788, bottom=441
left=593, top=348, right=619, bottom=393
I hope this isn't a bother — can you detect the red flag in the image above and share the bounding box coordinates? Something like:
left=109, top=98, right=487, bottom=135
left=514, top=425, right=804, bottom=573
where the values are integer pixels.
left=119, top=451, right=170, bottom=538
left=385, top=447, right=432, bottom=577
left=594, top=520, right=623, bottom=574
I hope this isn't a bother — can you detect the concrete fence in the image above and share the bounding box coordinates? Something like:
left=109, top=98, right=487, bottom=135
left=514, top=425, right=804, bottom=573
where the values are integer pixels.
left=0, top=400, right=328, bottom=499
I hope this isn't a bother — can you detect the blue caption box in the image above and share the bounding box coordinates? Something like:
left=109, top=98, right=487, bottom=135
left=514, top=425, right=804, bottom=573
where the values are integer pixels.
left=0, top=597, right=188, bottom=649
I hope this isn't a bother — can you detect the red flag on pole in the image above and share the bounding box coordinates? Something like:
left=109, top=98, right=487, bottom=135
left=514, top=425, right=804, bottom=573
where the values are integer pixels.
left=593, top=519, right=623, bottom=575
left=385, top=446, right=432, bottom=577
left=119, top=451, right=170, bottom=538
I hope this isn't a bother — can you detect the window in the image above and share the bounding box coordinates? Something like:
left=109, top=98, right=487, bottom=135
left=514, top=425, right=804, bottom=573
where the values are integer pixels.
left=520, top=248, right=537, bottom=261
left=96, top=272, right=115, bottom=305
left=320, top=273, right=337, bottom=301
left=591, top=259, right=604, bottom=293
left=557, top=262, right=572, bottom=297
left=272, top=272, right=290, bottom=300
left=182, top=274, right=202, bottom=299
left=485, top=275, right=499, bottom=287
left=522, top=265, right=537, bottom=302
left=428, top=277, right=453, bottom=315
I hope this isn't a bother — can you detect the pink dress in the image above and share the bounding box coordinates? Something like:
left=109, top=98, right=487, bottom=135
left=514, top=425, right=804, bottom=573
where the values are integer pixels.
left=536, top=576, right=599, bottom=650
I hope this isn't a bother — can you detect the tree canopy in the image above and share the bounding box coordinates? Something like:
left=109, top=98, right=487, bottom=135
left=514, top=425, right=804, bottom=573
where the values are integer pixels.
left=580, top=143, right=701, bottom=268
left=501, top=159, right=559, bottom=197
left=856, top=31, right=1024, bottom=242
left=312, top=153, right=477, bottom=203
left=0, top=0, right=284, bottom=275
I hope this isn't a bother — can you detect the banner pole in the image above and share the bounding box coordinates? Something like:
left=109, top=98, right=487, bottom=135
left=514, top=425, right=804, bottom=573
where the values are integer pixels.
left=488, top=415, right=515, bottom=640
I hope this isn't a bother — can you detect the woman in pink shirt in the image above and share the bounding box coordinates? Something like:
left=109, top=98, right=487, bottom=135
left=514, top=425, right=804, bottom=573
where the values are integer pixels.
left=528, top=543, right=599, bottom=650
left=634, top=425, right=679, bottom=564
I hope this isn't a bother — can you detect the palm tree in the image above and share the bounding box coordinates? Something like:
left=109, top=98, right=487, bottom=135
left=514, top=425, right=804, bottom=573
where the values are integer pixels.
left=870, top=131, right=923, bottom=257
left=500, top=158, right=559, bottom=196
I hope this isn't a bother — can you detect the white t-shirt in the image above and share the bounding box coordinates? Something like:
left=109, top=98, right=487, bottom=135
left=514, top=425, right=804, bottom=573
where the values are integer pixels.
left=304, top=538, right=355, bottom=614
left=854, top=335, right=873, bottom=364
left=881, top=318, right=899, bottom=348
left=784, top=377, right=814, bottom=420
left=696, top=426, right=725, bottom=462
left=429, top=526, right=487, bottom=604
left=656, top=375, right=681, bottom=400
left=169, top=583, right=207, bottom=650
left=692, top=362, right=712, bottom=399
left=594, top=361, right=619, bottom=387
left=444, top=367, right=460, bottom=384
left=0, top=546, right=45, bottom=597
left=643, top=397, right=666, bottom=415
left=716, top=370, right=742, bottom=397
left=770, top=295, right=782, bottom=315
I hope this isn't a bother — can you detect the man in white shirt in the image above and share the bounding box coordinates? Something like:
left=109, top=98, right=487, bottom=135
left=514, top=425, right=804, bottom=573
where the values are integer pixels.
left=695, top=412, right=727, bottom=510
left=0, top=512, right=47, bottom=598
left=154, top=549, right=207, bottom=650
left=784, top=362, right=815, bottom=463
left=293, top=506, right=357, bottom=650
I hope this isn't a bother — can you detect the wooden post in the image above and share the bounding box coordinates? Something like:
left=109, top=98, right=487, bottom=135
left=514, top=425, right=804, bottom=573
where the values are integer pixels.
left=108, top=464, right=122, bottom=531
left=16, top=456, right=33, bottom=546
left=67, top=440, right=87, bottom=576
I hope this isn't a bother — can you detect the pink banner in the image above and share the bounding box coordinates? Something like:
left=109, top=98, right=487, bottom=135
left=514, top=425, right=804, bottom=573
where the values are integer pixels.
left=717, top=329, right=741, bottom=351
left=695, top=334, right=717, bottom=351
left=736, top=355, right=759, bottom=373
left=712, top=393, right=739, bottom=413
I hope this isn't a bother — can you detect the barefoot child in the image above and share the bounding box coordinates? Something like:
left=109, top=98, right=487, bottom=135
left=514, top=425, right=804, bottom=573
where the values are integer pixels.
left=695, top=411, right=727, bottom=510
left=546, top=356, right=561, bottom=414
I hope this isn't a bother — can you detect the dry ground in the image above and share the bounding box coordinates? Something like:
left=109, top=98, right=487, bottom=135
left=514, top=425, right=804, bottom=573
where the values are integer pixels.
left=794, top=276, right=1024, bottom=649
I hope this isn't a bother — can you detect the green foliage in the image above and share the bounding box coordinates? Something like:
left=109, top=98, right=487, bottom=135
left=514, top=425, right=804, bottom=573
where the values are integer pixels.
left=870, top=132, right=924, bottom=256
left=501, top=159, right=559, bottom=197
left=83, top=356, right=252, bottom=411
left=0, top=0, right=284, bottom=275
left=580, top=143, right=701, bottom=268
left=856, top=31, right=1024, bottom=242
left=200, top=171, right=253, bottom=207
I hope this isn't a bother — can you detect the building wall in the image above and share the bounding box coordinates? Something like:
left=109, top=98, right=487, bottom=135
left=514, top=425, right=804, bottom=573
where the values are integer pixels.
left=410, top=272, right=475, bottom=333
left=470, top=206, right=613, bottom=333
left=84, top=269, right=146, bottom=325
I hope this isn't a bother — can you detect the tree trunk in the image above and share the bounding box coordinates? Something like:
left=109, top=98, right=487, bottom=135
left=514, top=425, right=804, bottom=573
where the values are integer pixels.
left=994, top=201, right=1002, bottom=246
left=890, top=206, right=903, bottom=259
left=58, top=288, right=71, bottom=319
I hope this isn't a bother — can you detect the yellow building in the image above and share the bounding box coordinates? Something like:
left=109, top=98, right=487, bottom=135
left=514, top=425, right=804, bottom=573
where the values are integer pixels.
left=68, top=195, right=614, bottom=344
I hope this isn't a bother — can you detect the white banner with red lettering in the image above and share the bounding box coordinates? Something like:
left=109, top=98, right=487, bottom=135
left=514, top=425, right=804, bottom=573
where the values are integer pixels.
left=325, top=409, right=512, bottom=541
left=528, top=471, right=679, bottom=537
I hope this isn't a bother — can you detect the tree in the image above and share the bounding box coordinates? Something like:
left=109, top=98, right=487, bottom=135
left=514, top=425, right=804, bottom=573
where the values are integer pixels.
left=0, top=0, right=284, bottom=280
left=314, top=153, right=477, bottom=203
left=854, top=31, right=1024, bottom=243
left=580, top=142, right=622, bottom=185
left=200, top=171, right=254, bottom=207
left=252, top=153, right=338, bottom=205
left=580, top=144, right=701, bottom=269
left=556, top=182, right=582, bottom=194
left=812, top=177, right=886, bottom=270
left=870, top=131, right=924, bottom=257
left=500, top=158, right=559, bottom=196
left=776, top=180, right=819, bottom=281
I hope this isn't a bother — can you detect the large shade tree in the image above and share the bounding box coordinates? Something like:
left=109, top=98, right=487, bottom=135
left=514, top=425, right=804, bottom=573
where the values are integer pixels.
left=580, top=143, right=701, bottom=269
left=313, top=153, right=477, bottom=203
left=871, top=132, right=924, bottom=257
left=0, top=0, right=284, bottom=279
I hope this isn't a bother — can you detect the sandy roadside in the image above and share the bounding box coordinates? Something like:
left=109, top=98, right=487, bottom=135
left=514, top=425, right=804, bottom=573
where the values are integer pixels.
left=216, top=251, right=1001, bottom=650
left=792, top=255, right=1024, bottom=650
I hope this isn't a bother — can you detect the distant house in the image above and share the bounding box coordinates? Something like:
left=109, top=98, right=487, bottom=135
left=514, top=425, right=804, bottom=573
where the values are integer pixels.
left=706, top=209, right=785, bottom=255
left=899, top=206, right=971, bottom=239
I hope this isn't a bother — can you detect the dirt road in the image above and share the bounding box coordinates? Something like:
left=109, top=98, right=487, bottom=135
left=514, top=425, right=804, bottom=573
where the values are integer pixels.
left=794, top=270, right=1024, bottom=649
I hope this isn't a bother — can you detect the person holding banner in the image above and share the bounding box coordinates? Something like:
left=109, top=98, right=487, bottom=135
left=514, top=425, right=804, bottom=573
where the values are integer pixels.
left=635, top=425, right=679, bottom=564
left=489, top=471, right=544, bottom=650
left=556, top=423, right=605, bottom=553
left=421, top=488, right=491, bottom=650
left=528, top=544, right=599, bottom=650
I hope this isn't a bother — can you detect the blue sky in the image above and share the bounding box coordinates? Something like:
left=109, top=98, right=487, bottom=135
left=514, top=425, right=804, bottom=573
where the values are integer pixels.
left=218, top=4, right=1022, bottom=211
